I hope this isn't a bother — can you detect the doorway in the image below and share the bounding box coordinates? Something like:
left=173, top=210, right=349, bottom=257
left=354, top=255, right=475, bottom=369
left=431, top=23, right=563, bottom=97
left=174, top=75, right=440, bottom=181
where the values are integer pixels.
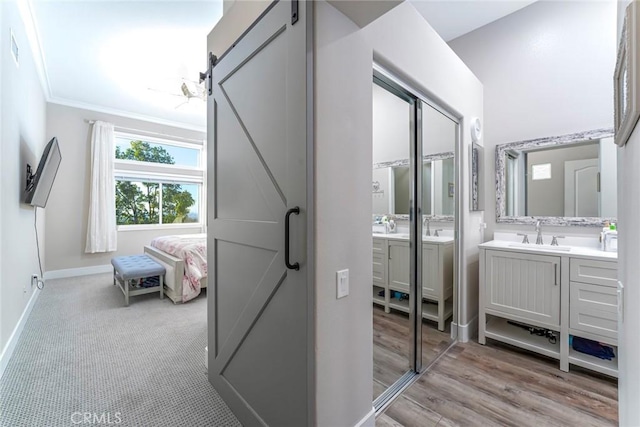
left=371, top=65, right=460, bottom=410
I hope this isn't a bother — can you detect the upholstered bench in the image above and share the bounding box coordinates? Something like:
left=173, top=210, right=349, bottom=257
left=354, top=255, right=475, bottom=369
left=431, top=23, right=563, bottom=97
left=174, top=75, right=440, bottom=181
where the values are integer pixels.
left=111, top=255, right=165, bottom=306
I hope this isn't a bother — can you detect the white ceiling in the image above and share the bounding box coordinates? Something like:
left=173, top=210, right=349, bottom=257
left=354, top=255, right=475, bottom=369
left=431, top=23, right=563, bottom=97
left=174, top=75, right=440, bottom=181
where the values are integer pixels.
left=409, top=0, right=537, bottom=41
left=27, top=0, right=534, bottom=132
left=30, top=1, right=223, bottom=130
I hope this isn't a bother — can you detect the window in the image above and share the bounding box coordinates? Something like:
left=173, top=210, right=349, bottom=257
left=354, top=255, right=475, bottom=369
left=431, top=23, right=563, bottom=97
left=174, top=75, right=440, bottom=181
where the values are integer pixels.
left=114, top=132, right=204, bottom=229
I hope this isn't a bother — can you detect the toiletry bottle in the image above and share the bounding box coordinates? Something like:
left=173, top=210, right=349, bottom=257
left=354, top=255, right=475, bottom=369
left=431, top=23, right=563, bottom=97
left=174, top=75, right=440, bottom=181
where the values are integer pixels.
left=600, top=221, right=610, bottom=250
left=604, top=223, right=618, bottom=252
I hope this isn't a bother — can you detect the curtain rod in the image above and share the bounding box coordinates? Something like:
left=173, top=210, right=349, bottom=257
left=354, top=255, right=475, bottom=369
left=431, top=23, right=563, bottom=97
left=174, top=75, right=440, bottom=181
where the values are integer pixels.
left=84, top=119, right=204, bottom=145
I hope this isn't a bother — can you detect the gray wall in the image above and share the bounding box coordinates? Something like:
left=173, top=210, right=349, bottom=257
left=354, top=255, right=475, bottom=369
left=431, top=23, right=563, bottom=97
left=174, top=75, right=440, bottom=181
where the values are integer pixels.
left=0, top=0, right=48, bottom=356
left=526, top=144, right=599, bottom=217
left=449, top=0, right=617, bottom=236
left=44, top=103, right=205, bottom=272
left=315, top=2, right=374, bottom=424
left=616, top=1, right=640, bottom=424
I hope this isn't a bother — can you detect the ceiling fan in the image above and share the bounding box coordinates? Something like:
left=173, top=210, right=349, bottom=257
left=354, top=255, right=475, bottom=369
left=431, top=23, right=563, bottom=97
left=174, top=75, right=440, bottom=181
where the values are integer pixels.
left=148, top=78, right=206, bottom=109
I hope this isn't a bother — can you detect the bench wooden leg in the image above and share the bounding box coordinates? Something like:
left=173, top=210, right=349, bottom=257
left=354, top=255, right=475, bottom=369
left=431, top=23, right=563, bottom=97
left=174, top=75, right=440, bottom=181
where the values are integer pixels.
left=159, top=275, right=164, bottom=300
left=124, top=279, right=130, bottom=307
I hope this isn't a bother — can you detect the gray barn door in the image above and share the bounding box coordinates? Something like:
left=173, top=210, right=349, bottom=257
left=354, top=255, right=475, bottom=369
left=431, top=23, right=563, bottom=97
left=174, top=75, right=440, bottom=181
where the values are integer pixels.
left=206, top=1, right=310, bottom=426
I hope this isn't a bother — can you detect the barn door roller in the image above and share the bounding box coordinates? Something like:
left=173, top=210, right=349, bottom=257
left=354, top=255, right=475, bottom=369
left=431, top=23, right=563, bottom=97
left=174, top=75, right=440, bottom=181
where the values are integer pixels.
left=199, top=52, right=218, bottom=96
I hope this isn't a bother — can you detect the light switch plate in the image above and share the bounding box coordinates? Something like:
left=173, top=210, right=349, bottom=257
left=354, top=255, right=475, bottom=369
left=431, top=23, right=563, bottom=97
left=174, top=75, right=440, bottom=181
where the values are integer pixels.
left=336, top=269, right=349, bottom=299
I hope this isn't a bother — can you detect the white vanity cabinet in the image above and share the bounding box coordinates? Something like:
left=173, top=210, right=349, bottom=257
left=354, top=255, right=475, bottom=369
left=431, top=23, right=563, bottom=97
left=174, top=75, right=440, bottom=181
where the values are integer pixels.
left=483, top=250, right=560, bottom=328
left=479, top=241, right=618, bottom=377
left=372, top=234, right=454, bottom=331
left=372, top=238, right=388, bottom=310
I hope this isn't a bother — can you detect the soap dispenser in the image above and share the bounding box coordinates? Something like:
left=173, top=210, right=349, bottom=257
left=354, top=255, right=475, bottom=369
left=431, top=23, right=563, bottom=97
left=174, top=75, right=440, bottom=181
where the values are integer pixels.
left=604, top=223, right=618, bottom=252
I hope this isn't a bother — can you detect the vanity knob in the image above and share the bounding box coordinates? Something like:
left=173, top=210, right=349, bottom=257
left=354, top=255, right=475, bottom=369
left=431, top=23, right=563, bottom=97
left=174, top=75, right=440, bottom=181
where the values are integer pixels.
left=551, top=235, right=565, bottom=246
left=517, top=233, right=529, bottom=244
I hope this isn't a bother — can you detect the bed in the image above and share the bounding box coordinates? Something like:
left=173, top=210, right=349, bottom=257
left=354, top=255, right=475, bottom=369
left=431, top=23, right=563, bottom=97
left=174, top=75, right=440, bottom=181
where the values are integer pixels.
left=143, top=234, right=207, bottom=303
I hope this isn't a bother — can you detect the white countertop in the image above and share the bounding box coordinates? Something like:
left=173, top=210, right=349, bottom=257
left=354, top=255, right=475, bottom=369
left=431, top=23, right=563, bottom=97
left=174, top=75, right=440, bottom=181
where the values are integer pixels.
left=479, top=240, right=617, bottom=261
left=372, top=233, right=454, bottom=244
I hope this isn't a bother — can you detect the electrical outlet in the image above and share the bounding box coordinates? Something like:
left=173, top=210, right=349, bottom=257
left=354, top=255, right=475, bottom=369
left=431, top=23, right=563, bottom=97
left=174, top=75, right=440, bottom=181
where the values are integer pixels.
left=336, top=269, right=349, bottom=299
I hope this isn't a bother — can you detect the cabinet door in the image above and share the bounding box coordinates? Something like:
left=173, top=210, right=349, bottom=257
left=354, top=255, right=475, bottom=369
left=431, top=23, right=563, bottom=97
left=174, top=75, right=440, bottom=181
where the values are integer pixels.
left=388, top=241, right=410, bottom=294
left=422, top=244, right=439, bottom=298
left=485, top=250, right=561, bottom=327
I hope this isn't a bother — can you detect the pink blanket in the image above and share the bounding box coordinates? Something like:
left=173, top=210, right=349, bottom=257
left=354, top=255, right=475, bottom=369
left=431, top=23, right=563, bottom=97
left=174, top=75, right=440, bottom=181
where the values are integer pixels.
left=150, top=234, right=207, bottom=302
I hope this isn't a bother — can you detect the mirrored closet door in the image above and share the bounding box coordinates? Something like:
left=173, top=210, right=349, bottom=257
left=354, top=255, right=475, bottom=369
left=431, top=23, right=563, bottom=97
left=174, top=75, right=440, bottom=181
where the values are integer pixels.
left=371, top=67, right=459, bottom=409
left=372, top=79, right=413, bottom=400
left=419, top=102, right=457, bottom=368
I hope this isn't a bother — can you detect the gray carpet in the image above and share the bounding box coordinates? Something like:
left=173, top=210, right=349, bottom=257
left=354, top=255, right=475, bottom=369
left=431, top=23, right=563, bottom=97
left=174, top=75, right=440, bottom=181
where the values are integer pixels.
left=0, top=273, right=241, bottom=427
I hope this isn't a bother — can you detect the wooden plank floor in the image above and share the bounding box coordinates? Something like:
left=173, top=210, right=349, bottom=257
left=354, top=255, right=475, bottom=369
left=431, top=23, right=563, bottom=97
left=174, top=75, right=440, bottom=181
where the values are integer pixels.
left=373, top=305, right=452, bottom=400
left=378, top=338, right=618, bottom=427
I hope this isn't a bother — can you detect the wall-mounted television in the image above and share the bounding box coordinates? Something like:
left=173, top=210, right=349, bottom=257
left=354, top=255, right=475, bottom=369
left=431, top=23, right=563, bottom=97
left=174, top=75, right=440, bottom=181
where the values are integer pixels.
left=25, top=137, right=62, bottom=208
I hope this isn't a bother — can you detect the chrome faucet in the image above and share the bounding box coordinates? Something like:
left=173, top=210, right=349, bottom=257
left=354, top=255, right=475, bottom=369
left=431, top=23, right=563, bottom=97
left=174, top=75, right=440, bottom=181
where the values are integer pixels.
left=423, top=217, right=431, bottom=236
left=434, top=229, right=443, bottom=237
left=535, top=220, right=544, bottom=245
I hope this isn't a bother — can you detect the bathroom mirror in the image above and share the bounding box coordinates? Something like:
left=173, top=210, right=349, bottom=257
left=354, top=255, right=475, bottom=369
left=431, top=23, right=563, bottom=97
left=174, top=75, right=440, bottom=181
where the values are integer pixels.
left=372, top=153, right=454, bottom=220
left=470, top=141, right=484, bottom=211
left=496, top=128, right=616, bottom=226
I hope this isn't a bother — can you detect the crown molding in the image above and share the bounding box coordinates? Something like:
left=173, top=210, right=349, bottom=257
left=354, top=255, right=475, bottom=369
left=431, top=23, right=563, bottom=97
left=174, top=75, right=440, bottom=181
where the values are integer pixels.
left=17, top=0, right=52, bottom=99
left=48, top=97, right=207, bottom=133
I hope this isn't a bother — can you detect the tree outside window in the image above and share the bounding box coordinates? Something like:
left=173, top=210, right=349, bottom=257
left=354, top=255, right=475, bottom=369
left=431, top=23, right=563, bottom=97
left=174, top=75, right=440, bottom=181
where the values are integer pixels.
left=115, top=141, right=199, bottom=225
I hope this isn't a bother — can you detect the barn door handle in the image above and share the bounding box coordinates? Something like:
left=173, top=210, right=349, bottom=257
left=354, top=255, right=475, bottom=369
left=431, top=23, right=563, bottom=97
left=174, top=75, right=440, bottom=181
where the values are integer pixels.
left=285, top=207, right=300, bottom=271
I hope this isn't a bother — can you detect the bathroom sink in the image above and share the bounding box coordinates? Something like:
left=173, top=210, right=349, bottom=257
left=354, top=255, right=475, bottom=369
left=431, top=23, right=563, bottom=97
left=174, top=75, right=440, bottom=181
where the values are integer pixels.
left=508, top=243, right=572, bottom=252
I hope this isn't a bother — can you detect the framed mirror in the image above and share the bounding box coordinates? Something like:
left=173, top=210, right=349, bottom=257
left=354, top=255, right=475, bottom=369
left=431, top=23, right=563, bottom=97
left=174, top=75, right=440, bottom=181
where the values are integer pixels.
left=614, top=0, right=640, bottom=147
left=373, top=152, right=454, bottom=221
left=470, top=141, right=484, bottom=211
left=495, top=128, right=616, bottom=226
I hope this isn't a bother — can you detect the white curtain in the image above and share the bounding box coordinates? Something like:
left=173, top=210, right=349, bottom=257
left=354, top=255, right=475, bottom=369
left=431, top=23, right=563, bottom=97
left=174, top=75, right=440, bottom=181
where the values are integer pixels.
left=85, top=121, right=117, bottom=253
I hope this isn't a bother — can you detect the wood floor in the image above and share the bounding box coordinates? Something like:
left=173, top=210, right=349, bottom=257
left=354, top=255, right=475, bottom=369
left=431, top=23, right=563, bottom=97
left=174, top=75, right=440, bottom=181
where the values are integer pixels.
left=375, top=325, right=618, bottom=426
left=373, top=305, right=453, bottom=400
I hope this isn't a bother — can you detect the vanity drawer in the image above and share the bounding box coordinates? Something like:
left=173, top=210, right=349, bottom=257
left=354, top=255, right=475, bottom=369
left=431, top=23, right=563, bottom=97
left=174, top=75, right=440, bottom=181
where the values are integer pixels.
left=570, top=281, right=618, bottom=340
left=373, top=238, right=386, bottom=254
left=372, top=253, right=387, bottom=286
left=569, top=259, right=617, bottom=287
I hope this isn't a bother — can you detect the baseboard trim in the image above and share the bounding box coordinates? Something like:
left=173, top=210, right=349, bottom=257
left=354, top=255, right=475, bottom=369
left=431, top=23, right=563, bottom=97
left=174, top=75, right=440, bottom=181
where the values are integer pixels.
left=44, top=264, right=112, bottom=280
left=452, top=315, right=478, bottom=343
left=0, top=288, right=41, bottom=380
left=354, top=407, right=375, bottom=427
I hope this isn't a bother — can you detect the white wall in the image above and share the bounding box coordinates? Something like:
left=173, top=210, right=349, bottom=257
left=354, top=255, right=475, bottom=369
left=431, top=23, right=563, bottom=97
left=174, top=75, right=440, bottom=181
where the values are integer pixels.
left=449, top=0, right=617, bottom=237
left=372, top=83, right=410, bottom=164
left=0, top=1, right=4, bottom=358
left=373, top=84, right=457, bottom=165
left=44, top=103, right=205, bottom=273
left=0, top=0, right=47, bottom=356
